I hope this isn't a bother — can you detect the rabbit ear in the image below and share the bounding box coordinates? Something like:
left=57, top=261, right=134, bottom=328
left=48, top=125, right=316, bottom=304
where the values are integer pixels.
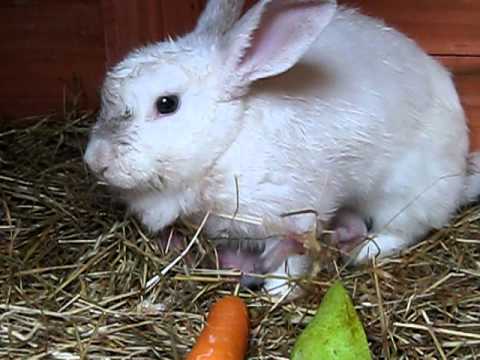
left=219, top=0, right=337, bottom=95
left=195, top=0, right=245, bottom=36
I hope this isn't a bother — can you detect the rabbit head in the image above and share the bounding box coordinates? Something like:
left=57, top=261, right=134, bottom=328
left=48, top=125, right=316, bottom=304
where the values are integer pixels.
left=84, top=0, right=337, bottom=192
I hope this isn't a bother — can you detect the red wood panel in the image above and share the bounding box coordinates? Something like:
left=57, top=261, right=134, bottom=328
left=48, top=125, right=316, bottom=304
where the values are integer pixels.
left=0, top=0, right=105, bottom=118
left=101, top=0, right=165, bottom=66
left=343, top=0, right=480, bottom=56
left=101, top=0, right=207, bottom=67
left=160, top=0, right=204, bottom=39
left=0, top=0, right=478, bottom=119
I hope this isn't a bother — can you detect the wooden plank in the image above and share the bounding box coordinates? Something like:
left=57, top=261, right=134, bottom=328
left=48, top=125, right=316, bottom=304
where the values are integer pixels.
left=101, top=0, right=165, bottom=66
left=160, top=0, right=204, bottom=38
left=101, top=0, right=209, bottom=67
left=0, top=0, right=105, bottom=118
left=1, top=1, right=477, bottom=120
left=342, top=0, right=480, bottom=56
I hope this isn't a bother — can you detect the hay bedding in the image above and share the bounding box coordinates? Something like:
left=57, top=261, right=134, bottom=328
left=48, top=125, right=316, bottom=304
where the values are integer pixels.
left=0, top=111, right=479, bottom=360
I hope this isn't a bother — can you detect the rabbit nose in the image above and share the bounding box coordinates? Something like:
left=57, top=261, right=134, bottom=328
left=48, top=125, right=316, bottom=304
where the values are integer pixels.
left=84, top=138, right=114, bottom=176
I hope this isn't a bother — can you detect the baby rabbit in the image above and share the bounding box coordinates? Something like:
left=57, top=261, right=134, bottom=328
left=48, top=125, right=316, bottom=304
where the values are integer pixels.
left=84, top=0, right=479, bottom=296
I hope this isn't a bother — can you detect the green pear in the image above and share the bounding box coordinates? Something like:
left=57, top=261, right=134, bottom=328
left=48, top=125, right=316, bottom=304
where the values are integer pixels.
left=291, top=281, right=371, bottom=360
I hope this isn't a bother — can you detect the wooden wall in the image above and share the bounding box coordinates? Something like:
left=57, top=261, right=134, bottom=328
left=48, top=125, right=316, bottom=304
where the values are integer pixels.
left=0, top=1, right=105, bottom=118
left=1, top=0, right=479, bottom=138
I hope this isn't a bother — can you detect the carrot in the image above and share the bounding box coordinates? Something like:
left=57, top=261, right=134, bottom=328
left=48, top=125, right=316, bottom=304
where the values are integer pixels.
left=186, top=295, right=250, bottom=360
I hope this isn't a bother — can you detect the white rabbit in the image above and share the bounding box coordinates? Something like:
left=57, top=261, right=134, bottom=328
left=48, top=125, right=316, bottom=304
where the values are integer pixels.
left=84, top=0, right=480, bottom=296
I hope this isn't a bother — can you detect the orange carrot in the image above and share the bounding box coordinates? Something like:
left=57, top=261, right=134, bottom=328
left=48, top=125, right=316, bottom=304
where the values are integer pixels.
left=186, top=295, right=250, bottom=360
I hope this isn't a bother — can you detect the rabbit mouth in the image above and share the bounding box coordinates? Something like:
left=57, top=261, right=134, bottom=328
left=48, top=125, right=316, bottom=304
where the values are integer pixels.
left=102, top=172, right=166, bottom=193
left=95, top=165, right=143, bottom=191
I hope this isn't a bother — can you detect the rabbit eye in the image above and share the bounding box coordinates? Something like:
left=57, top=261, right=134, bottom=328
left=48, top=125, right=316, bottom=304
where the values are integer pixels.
left=155, top=95, right=179, bottom=114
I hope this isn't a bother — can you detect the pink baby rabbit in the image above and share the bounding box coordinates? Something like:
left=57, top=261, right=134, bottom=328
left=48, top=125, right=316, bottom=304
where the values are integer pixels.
left=84, top=0, right=480, bottom=296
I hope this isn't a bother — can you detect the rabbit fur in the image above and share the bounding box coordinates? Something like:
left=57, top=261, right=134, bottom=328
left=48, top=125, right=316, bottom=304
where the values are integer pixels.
left=84, top=0, right=480, bottom=296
